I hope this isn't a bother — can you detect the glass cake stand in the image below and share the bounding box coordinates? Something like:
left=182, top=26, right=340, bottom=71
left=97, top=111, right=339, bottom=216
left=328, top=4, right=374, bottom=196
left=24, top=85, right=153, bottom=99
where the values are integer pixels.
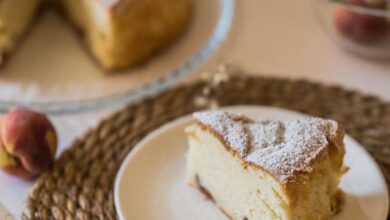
left=0, top=0, right=235, bottom=115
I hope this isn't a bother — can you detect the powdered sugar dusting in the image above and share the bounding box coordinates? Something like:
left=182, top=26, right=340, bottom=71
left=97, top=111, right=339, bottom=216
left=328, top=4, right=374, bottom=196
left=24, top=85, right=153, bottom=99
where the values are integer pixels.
left=193, top=111, right=341, bottom=183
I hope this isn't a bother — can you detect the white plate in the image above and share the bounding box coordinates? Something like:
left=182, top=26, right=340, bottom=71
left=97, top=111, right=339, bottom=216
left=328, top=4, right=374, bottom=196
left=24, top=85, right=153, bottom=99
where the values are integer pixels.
left=114, top=105, right=389, bottom=220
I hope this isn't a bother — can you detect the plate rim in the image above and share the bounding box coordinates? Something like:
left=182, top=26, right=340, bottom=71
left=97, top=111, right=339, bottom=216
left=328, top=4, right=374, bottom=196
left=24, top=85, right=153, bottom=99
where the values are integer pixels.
left=114, top=105, right=389, bottom=220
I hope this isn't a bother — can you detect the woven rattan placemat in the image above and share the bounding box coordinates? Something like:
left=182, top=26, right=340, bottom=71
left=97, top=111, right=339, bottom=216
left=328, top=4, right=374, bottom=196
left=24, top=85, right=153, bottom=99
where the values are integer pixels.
left=23, top=69, right=390, bottom=219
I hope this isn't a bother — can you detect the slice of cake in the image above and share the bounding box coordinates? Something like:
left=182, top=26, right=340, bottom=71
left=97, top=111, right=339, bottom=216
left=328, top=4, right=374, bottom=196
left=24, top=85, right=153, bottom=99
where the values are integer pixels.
left=59, top=0, right=192, bottom=71
left=185, top=111, right=346, bottom=220
left=0, top=0, right=40, bottom=64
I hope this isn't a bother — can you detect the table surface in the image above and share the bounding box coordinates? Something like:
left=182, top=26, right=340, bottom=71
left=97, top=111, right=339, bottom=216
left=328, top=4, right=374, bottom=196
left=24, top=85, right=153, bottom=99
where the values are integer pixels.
left=1, top=0, right=390, bottom=218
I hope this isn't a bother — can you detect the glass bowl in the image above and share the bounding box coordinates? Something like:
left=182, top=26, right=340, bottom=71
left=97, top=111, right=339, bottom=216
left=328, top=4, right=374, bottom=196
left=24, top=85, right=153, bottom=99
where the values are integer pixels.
left=0, top=0, right=234, bottom=115
left=312, top=0, right=390, bottom=59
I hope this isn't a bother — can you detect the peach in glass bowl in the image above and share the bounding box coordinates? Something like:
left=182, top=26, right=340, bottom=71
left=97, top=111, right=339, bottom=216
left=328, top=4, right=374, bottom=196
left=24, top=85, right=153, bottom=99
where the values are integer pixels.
left=312, top=0, right=390, bottom=58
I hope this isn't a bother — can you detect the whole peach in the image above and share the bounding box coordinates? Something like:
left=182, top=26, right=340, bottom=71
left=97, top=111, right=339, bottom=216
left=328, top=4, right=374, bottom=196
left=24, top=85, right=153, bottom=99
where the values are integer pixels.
left=0, top=108, right=57, bottom=179
left=333, top=8, right=389, bottom=44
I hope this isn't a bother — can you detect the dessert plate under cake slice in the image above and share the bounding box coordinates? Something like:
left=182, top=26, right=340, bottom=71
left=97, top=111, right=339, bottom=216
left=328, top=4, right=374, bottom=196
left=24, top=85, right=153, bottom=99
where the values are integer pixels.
left=114, top=105, right=389, bottom=220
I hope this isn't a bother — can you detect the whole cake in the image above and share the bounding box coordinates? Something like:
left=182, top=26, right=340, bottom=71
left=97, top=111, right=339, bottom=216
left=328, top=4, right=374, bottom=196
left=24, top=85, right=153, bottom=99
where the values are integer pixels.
left=185, top=111, right=346, bottom=220
left=0, top=0, right=191, bottom=71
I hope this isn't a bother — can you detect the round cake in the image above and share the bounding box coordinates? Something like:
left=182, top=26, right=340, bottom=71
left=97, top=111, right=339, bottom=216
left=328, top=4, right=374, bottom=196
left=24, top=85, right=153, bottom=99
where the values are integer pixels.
left=0, top=0, right=192, bottom=71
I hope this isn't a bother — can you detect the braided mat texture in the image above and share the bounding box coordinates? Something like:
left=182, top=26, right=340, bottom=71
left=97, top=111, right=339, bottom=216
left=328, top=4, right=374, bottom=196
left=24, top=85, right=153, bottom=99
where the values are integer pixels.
left=23, top=73, right=390, bottom=219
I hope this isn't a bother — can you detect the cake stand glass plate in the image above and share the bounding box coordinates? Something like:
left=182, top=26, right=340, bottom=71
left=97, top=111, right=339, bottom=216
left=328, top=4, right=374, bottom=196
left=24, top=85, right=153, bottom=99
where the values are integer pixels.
left=114, top=105, right=389, bottom=220
left=0, top=0, right=234, bottom=115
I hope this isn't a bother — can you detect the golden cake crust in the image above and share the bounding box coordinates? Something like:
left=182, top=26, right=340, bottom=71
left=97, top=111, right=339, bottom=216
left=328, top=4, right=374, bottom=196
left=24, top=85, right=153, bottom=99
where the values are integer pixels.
left=61, top=0, right=192, bottom=71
